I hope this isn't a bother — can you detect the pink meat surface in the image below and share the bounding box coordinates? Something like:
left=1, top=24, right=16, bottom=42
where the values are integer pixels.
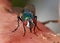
left=0, top=10, right=60, bottom=43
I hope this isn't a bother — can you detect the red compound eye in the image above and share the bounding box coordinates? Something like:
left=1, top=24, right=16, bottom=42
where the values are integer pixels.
left=23, top=21, right=27, bottom=26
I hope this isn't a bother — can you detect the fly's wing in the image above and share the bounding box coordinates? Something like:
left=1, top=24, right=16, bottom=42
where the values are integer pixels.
left=12, top=7, right=23, bottom=14
left=12, top=7, right=23, bottom=20
left=24, top=4, right=35, bottom=16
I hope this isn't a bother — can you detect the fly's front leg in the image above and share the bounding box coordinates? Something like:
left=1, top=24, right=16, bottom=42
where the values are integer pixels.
left=34, top=16, right=42, bottom=31
left=34, top=24, right=38, bottom=36
left=29, top=21, right=32, bottom=33
left=12, top=17, right=20, bottom=32
left=23, top=25, right=26, bottom=37
left=33, top=16, right=42, bottom=36
left=33, top=16, right=38, bottom=36
left=23, top=21, right=26, bottom=36
left=34, top=25, right=36, bottom=34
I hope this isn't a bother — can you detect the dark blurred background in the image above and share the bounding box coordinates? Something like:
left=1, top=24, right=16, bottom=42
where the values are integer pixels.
left=11, top=0, right=29, bottom=7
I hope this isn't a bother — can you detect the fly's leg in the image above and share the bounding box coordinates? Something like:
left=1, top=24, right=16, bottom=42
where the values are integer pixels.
left=12, top=18, right=20, bottom=32
left=36, top=26, right=42, bottom=31
left=33, top=16, right=42, bottom=36
left=23, top=21, right=26, bottom=36
left=23, top=25, right=26, bottom=37
left=34, top=25, right=36, bottom=34
left=34, top=16, right=42, bottom=31
left=29, top=21, right=32, bottom=33
left=33, top=24, right=38, bottom=36
left=12, top=16, right=22, bottom=32
left=33, top=16, right=38, bottom=36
